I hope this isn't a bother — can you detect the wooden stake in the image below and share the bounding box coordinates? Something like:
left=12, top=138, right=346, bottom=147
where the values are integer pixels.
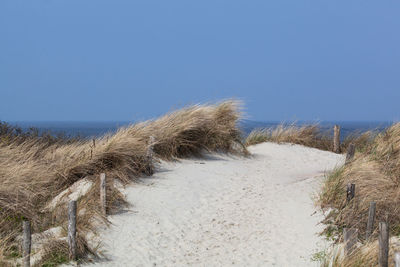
left=345, top=143, right=356, bottom=163
left=147, top=136, right=155, bottom=175
left=346, top=183, right=355, bottom=203
left=92, top=138, right=96, bottom=148
left=333, top=125, right=341, bottom=153
left=147, top=136, right=155, bottom=160
left=100, top=173, right=106, bottom=216
left=379, top=222, right=389, bottom=267
left=366, top=201, right=376, bottom=240
left=68, top=200, right=77, bottom=261
left=343, top=228, right=358, bottom=256
left=22, top=220, right=31, bottom=267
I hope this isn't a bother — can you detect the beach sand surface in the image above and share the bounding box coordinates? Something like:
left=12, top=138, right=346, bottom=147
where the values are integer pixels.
left=84, top=142, right=344, bottom=267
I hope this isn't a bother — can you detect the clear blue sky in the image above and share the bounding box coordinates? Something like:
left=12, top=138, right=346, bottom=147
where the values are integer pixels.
left=1, top=1, right=399, bottom=122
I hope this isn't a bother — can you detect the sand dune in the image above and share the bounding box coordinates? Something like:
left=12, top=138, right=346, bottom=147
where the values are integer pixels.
left=85, top=143, right=344, bottom=266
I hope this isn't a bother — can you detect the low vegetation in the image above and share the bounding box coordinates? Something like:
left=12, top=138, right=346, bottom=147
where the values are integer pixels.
left=0, top=101, right=246, bottom=266
left=245, top=124, right=375, bottom=153
left=0, top=121, right=82, bottom=146
left=3, top=104, right=394, bottom=266
left=317, top=123, right=400, bottom=266
left=245, top=122, right=400, bottom=266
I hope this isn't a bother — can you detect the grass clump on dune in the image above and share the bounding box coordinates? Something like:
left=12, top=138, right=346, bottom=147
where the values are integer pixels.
left=317, top=123, right=400, bottom=266
left=0, top=101, right=246, bottom=265
left=245, top=124, right=375, bottom=153
left=245, top=124, right=331, bottom=150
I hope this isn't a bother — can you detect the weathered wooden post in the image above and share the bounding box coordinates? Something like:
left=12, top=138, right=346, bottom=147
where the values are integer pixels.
left=100, top=173, right=106, bottom=216
left=346, top=183, right=355, bottom=203
left=333, top=125, right=341, bottom=153
left=22, top=220, right=31, bottom=267
left=394, top=252, right=400, bottom=267
left=343, top=228, right=358, bottom=256
left=147, top=136, right=155, bottom=175
left=68, top=200, right=77, bottom=261
left=379, top=222, right=389, bottom=267
left=366, top=201, right=377, bottom=240
left=147, top=136, right=155, bottom=159
left=92, top=138, right=96, bottom=148
left=345, top=143, right=356, bottom=163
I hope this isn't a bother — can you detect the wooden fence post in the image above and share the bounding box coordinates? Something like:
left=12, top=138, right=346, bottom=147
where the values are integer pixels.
left=345, top=143, right=356, bottom=163
left=147, top=136, right=155, bottom=175
left=68, top=200, right=77, bottom=261
left=147, top=136, right=155, bottom=159
left=366, top=201, right=377, bottom=240
left=22, top=220, right=31, bottom=267
left=100, top=173, right=106, bottom=216
left=343, top=228, right=358, bottom=256
left=346, top=183, right=355, bottom=203
left=394, top=252, right=400, bottom=267
left=379, top=222, right=389, bottom=267
left=333, top=125, right=341, bottom=153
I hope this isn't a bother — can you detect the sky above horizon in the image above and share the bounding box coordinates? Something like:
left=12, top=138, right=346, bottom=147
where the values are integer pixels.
left=1, top=1, right=399, bottom=122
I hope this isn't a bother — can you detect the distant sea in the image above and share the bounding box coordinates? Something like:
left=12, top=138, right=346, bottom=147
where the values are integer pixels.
left=9, top=120, right=393, bottom=140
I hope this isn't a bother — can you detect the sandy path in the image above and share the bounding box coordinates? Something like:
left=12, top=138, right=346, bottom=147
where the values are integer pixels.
left=86, top=143, right=344, bottom=267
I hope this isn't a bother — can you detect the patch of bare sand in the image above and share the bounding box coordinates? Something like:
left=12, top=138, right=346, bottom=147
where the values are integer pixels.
left=85, top=143, right=344, bottom=266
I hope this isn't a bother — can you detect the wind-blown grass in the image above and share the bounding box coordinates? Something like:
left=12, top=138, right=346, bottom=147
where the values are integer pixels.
left=245, top=124, right=376, bottom=153
left=0, top=101, right=246, bottom=265
left=318, top=123, right=400, bottom=266
left=245, top=124, right=331, bottom=150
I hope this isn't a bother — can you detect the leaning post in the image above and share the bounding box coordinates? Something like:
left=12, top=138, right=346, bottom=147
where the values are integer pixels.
left=366, top=201, right=377, bottom=240
left=346, top=183, right=355, bottom=203
left=22, top=220, right=31, bottom=267
left=100, top=173, right=106, bottom=216
left=147, top=136, right=155, bottom=175
left=333, top=125, right=341, bottom=153
left=379, top=222, right=389, bottom=267
left=68, top=200, right=77, bottom=261
left=345, top=143, right=356, bottom=163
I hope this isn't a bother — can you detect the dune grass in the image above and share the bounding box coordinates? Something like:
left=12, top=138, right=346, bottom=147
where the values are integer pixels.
left=317, top=122, right=400, bottom=266
left=245, top=124, right=331, bottom=149
left=245, top=122, right=397, bottom=266
left=245, top=124, right=376, bottom=153
left=0, top=101, right=247, bottom=265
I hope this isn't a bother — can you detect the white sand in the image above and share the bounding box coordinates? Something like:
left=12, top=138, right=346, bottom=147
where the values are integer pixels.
left=85, top=143, right=344, bottom=267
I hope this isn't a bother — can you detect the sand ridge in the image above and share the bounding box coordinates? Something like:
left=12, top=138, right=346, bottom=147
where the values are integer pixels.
left=85, top=142, right=344, bottom=266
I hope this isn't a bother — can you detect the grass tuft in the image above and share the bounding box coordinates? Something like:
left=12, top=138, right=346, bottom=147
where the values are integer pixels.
left=245, top=123, right=377, bottom=154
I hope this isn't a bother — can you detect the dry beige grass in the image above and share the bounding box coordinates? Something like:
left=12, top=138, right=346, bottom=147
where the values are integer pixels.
left=0, top=101, right=246, bottom=265
left=319, top=239, right=400, bottom=267
left=245, top=124, right=331, bottom=149
left=245, top=124, right=375, bottom=153
left=318, top=123, right=400, bottom=266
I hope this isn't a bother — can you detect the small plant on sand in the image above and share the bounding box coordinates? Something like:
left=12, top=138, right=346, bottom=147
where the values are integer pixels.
left=311, top=249, right=328, bottom=263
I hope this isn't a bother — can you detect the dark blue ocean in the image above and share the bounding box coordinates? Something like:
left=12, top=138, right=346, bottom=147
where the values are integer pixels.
left=9, top=120, right=393, bottom=140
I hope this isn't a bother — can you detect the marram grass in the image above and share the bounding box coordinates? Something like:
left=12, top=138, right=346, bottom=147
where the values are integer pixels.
left=318, top=123, right=400, bottom=266
left=0, top=101, right=246, bottom=265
